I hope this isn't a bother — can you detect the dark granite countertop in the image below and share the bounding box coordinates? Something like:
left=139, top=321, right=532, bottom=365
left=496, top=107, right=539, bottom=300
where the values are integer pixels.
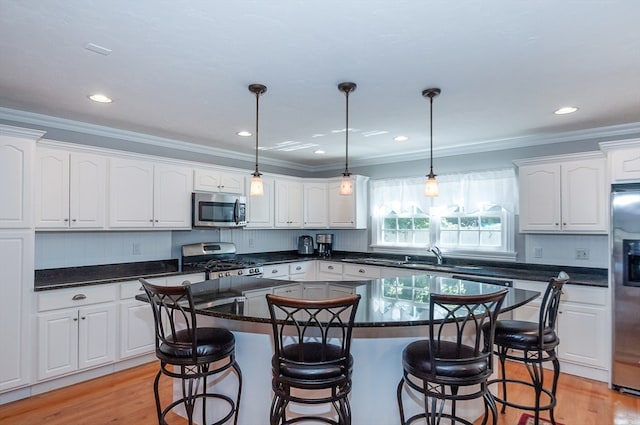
left=137, top=275, right=541, bottom=328
left=34, top=250, right=607, bottom=291
left=239, top=250, right=608, bottom=287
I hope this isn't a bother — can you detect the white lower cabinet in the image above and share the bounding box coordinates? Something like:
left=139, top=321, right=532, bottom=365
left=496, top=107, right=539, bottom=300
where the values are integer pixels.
left=513, top=280, right=609, bottom=379
left=243, top=288, right=273, bottom=319
left=289, top=261, right=314, bottom=281
left=263, top=264, right=289, bottom=280
left=36, top=284, right=117, bottom=382
left=317, top=261, right=343, bottom=281
left=119, top=280, right=154, bottom=360
left=342, top=263, right=381, bottom=280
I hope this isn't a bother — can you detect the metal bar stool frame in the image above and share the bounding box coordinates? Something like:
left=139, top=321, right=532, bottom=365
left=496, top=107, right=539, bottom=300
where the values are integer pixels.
left=266, top=293, right=361, bottom=425
left=486, top=276, right=568, bottom=425
left=397, top=289, right=509, bottom=425
left=140, top=278, right=242, bottom=425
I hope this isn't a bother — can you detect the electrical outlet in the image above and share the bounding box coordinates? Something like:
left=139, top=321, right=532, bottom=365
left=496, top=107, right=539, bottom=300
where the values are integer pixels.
left=534, top=247, right=543, bottom=258
left=575, top=248, right=589, bottom=260
left=132, top=242, right=141, bottom=255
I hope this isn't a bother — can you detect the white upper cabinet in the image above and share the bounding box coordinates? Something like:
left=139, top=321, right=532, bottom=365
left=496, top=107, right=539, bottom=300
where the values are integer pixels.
left=600, top=139, right=640, bottom=183
left=153, top=163, right=193, bottom=228
left=275, top=178, right=303, bottom=228
left=193, top=168, right=245, bottom=194
left=518, top=154, right=607, bottom=233
left=246, top=176, right=274, bottom=228
left=303, top=181, right=328, bottom=228
left=109, top=158, right=192, bottom=229
left=35, top=147, right=107, bottom=229
left=0, top=126, right=40, bottom=228
left=328, top=175, right=369, bottom=229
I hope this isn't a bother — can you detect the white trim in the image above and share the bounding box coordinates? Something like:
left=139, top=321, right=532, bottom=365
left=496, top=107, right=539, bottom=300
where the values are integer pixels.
left=0, top=123, right=46, bottom=140
left=513, top=150, right=605, bottom=166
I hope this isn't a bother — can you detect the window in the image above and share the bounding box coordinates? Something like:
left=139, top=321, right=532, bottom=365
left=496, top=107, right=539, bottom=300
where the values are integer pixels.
left=371, top=168, right=518, bottom=257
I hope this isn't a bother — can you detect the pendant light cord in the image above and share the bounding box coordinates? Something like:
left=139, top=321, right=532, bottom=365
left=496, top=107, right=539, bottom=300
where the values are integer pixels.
left=254, top=89, right=260, bottom=176
left=429, top=93, right=434, bottom=177
left=344, top=90, right=350, bottom=176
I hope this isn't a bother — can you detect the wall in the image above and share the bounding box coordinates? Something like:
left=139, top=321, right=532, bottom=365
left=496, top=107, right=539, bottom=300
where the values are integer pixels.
left=35, top=231, right=172, bottom=269
left=524, top=234, right=608, bottom=268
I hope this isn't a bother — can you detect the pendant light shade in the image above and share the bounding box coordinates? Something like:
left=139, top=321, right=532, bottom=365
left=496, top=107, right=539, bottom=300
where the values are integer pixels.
left=248, top=83, right=267, bottom=196
left=338, top=82, right=356, bottom=196
left=422, top=88, right=441, bottom=197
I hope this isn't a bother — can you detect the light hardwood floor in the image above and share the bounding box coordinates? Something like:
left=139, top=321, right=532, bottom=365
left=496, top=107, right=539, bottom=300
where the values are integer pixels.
left=1, top=360, right=639, bottom=425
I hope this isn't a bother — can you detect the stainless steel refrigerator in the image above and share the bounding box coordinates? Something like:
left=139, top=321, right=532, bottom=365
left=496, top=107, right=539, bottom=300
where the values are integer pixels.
left=611, top=184, right=640, bottom=394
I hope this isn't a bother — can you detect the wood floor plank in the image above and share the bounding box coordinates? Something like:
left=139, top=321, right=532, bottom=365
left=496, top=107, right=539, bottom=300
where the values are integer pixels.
left=0, top=360, right=638, bottom=424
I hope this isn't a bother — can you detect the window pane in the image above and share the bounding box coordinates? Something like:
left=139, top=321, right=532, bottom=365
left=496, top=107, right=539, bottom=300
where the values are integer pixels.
left=397, top=218, right=412, bottom=229
left=414, top=217, right=430, bottom=229
left=481, top=216, right=502, bottom=229
left=382, top=230, right=397, bottom=243
left=383, top=218, right=397, bottom=230
left=441, top=217, right=459, bottom=229
left=414, top=230, right=430, bottom=244
left=459, top=231, right=479, bottom=246
left=397, top=230, right=410, bottom=243
left=480, top=231, right=502, bottom=246
left=440, top=230, right=458, bottom=245
left=460, top=217, right=479, bottom=229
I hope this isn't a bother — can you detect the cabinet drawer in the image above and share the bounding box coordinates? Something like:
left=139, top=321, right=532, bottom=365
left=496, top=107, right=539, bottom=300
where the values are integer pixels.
left=343, top=264, right=381, bottom=279
left=289, top=261, right=312, bottom=275
left=166, top=273, right=205, bottom=286
left=120, top=280, right=147, bottom=299
left=38, top=284, right=117, bottom=312
left=318, top=261, right=343, bottom=275
left=560, top=285, right=607, bottom=306
left=264, top=264, right=288, bottom=278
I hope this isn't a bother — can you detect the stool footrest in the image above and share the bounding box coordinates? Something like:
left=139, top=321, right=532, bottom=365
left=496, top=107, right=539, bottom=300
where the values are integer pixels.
left=487, top=378, right=557, bottom=412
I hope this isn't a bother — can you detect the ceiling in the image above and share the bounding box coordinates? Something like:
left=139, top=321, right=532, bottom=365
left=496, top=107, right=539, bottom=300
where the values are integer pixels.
left=1, top=0, right=640, bottom=171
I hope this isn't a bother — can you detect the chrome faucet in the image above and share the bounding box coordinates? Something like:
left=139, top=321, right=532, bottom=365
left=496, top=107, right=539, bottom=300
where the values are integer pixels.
left=430, top=246, right=444, bottom=265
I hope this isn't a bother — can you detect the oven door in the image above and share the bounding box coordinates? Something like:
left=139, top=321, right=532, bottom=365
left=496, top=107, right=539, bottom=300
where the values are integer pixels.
left=192, top=193, right=246, bottom=227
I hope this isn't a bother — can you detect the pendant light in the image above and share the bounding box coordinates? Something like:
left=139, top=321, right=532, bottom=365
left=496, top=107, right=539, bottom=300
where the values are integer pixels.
left=338, top=82, right=357, bottom=196
left=423, top=88, right=441, bottom=197
left=248, top=83, right=267, bottom=196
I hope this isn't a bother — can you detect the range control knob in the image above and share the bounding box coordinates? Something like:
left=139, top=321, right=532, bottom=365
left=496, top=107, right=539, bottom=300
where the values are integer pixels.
left=218, top=272, right=225, bottom=278
left=237, top=270, right=243, bottom=275
left=225, top=271, right=231, bottom=277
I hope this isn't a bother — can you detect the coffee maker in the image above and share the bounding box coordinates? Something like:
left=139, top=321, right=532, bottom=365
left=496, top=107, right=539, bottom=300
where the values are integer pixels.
left=316, top=233, right=333, bottom=257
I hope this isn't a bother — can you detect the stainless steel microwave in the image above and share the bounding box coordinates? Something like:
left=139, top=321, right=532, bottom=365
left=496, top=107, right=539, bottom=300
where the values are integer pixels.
left=192, top=192, right=247, bottom=227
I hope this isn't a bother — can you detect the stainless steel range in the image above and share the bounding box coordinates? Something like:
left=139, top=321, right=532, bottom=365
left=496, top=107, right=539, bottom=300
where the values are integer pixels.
left=181, top=242, right=263, bottom=314
left=181, top=242, right=263, bottom=280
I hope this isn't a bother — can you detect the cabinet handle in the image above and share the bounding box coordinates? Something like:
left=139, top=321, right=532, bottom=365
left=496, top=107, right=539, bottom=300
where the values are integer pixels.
left=73, top=317, right=78, bottom=321
left=358, top=269, right=365, bottom=273
left=155, top=219, right=159, bottom=222
left=563, top=222, right=567, bottom=225
left=272, top=269, right=279, bottom=274
left=81, top=316, right=86, bottom=320
left=64, top=218, right=69, bottom=222
left=328, top=265, right=334, bottom=270
left=555, top=223, right=559, bottom=226
left=296, top=266, right=302, bottom=271
left=72, top=294, right=87, bottom=301
left=149, top=219, right=154, bottom=222
left=72, top=218, right=77, bottom=222
left=139, top=286, right=144, bottom=291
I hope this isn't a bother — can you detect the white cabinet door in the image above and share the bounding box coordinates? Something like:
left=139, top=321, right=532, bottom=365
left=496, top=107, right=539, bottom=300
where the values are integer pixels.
left=328, top=175, right=369, bottom=229
left=36, top=149, right=107, bottom=229
left=119, top=300, right=155, bottom=359
left=153, top=163, right=193, bottom=229
left=343, top=264, right=381, bottom=280
left=69, top=153, right=107, bottom=229
left=609, top=145, right=640, bottom=182
left=518, top=163, right=562, bottom=232
left=35, top=148, right=69, bottom=228
left=317, top=261, right=343, bottom=281
left=303, top=182, right=328, bottom=228
left=557, top=302, right=608, bottom=369
left=303, top=283, right=328, bottom=300
left=518, top=156, right=607, bottom=233
left=561, top=158, right=607, bottom=232
left=246, top=176, right=274, bottom=228
left=0, top=130, right=35, bottom=228
left=289, top=261, right=314, bottom=281
left=275, top=179, right=303, bottom=228
left=243, top=288, right=272, bottom=318
left=194, top=168, right=245, bottom=194
left=78, top=303, right=116, bottom=370
left=0, top=231, right=34, bottom=392
left=38, top=309, right=78, bottom=380
left=109, top=158, right=154, bottom=228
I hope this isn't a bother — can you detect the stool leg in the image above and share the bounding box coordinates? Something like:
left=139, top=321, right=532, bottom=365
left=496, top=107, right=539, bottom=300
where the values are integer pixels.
left=549, top=352, right=560, bottom=425
left=232, top=361, right=242, bottom=425
left=397, top=378, right=407, bottom=424
left=497, top=346, right=508, bottom=414
left=153, top=367, right=163, bottom=423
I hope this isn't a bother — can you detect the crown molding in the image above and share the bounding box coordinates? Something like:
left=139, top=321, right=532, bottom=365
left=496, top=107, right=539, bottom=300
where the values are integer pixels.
left=0, top=123, right=46, bottom=140
left=0, top=107, right=309, bottom=172
left=3, top=107, right=640, bottom=174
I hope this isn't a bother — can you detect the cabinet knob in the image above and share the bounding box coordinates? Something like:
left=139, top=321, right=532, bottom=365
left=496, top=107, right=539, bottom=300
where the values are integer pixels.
left=72, top=219, right=77, bottom=222
left=64, top=218, right=69, bottom=222
left=149, top=219, right=154, bottom=222
left=272, top=269, right=279, bottom=274
left=328, top=265, right=334, bottom=270
left=555, top=223, right=559, bottom=226
left=155, top=219, right=159, bottom=223
left=563, top=222, right=567, bottom=225
left=73, top=317, right=78, bottom=322
left=296, top=266, right=302, bottom=271
left=81, top=316, right=86, bottom=320
left=358, top=269, right=365, bottom=273
left=72, top=294, right=87, bottom=301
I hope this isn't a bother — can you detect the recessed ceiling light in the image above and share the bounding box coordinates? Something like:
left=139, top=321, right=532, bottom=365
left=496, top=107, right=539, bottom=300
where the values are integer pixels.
left=554, top=106, right=578, bottom=115
left=314, top=149, right=326, bottom=154
left=88, top=94, right=112, bottom=103
left=237, top=131, right=252, bottom=137
left=394, top=136, right=409, bottom=142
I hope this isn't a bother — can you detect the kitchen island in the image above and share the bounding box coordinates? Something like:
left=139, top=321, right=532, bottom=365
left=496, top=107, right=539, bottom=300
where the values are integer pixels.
left=155, top=274, right=540, bottom=425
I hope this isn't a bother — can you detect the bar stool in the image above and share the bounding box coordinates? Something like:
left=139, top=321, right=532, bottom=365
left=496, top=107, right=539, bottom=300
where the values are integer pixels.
left=485, top=274, right=569, bottom=425
left=397, top=289, right=508, bottom=425
left=140, top=278, right=242, bottom=425
left=266, top=293, right=360, bottom=425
